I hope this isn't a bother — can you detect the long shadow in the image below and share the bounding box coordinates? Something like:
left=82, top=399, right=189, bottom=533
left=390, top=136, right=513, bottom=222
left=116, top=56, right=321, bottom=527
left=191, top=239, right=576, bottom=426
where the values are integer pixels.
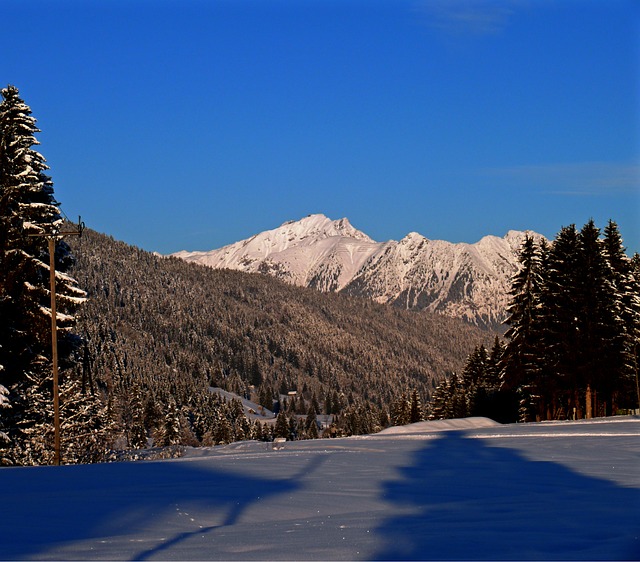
left=373, top=431, right=640, bottom=561
left=0, top=451, right=315, bottom=560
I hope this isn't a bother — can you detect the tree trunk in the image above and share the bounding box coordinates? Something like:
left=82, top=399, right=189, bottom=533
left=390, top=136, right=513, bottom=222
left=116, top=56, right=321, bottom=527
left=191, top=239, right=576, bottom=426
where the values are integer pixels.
left=573, top=389, right=582, bottom=419
left=585, top=383, right=593, bottom=419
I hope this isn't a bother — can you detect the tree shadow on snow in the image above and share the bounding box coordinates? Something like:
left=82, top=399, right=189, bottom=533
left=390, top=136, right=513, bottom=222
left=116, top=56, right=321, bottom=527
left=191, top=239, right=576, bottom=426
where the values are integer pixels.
left=374, top=431, right=640, bottom=561
left=0, top=451, right=311, bottom=560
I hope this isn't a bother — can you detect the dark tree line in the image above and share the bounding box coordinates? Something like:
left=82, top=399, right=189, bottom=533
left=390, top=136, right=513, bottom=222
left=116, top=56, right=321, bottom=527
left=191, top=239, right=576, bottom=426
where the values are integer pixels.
left=428, top=338, right=515, bottom=422
left=430, top=220, right=640, bottom=423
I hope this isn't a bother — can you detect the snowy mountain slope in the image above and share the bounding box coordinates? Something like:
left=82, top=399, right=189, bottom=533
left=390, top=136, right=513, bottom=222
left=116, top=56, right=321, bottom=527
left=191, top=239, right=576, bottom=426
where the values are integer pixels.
left=3, top=417, right=639, bottom=560
left=173, top=214, right=379, bottom=291
left=343, top=229, right=540, bottom=327
left=173, top=214, right=544, bottom=328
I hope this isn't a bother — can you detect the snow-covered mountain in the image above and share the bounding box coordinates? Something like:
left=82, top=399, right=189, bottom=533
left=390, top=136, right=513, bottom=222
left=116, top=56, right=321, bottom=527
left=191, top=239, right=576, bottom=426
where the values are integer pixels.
left=173, top=214, right=543, bottom=328
left=173, top=214, right=380, bottom=292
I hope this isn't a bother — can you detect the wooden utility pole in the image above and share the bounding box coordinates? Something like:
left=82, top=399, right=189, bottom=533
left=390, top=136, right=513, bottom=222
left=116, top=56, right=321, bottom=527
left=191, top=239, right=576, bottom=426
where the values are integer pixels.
left=30, top=218, right=84, bottom=465
left=635, top=342, right=639, bottom=414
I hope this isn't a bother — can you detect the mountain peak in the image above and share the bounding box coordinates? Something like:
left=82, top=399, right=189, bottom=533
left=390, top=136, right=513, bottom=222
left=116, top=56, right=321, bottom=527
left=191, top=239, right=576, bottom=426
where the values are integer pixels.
left=277, top=214, right=373, bottom=243
left=173, top=216, right=544, bottom=328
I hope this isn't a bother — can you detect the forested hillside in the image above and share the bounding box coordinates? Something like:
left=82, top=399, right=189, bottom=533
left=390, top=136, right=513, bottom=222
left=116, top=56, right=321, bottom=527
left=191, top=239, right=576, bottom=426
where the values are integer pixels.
left=67, top=228, right=489, bottom=445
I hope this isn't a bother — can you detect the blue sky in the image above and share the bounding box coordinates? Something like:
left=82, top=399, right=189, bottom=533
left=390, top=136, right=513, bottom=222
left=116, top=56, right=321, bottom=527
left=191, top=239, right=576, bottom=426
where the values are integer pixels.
left=3, top=0, right=639, bottom=254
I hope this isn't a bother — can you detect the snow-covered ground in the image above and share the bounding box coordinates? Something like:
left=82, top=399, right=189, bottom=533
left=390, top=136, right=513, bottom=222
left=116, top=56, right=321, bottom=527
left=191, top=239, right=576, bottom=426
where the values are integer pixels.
left=2, top=416, right=639, bottom=560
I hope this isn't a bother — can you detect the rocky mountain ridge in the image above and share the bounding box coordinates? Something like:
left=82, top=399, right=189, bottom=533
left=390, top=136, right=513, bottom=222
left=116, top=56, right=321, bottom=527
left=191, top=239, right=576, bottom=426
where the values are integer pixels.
left=173, top=214, right=543, bottom=328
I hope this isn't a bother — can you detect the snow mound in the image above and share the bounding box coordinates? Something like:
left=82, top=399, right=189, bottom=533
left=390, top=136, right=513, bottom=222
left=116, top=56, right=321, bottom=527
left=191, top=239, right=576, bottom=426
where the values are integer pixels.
left=376, top=417, right=501, bottom=435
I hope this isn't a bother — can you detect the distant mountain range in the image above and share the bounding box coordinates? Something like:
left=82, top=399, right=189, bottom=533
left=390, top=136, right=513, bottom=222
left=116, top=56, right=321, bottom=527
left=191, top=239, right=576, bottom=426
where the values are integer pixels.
left=173, top=214, right=543, bottom=328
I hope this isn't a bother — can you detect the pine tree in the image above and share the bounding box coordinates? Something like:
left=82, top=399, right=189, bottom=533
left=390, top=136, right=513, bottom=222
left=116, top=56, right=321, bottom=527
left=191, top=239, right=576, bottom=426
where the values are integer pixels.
left=57, top=376, right=113, bottom=463
left=428, top=378, right=449, bottom=420
left=577, top=220, right=624, bottom=417
left=446, top=373, right=467, bottom=419
left=428, top=373, right=467, bottom=420
left=274, top=410, right=289, bottom=439
left=528, top=238, right=560, bottom=420
left=462, top=345, right=489, bottom=417
left=305, top=402, right=318, bottom=433
left=390, top=393, right=410, bottom=426
left=501, top=236, right=543, bottom=421
left=127, top=384, right=147, bottom=449
left=0, top=381, right=11, bottom=464
left=287, top=415, right=298, bottom=441
left=216, top=413, right=234, bottom=445
left=486, top=337, right=504, bottom=390
left=409, top=389, right=423, bottom=423
left=0, top=85, right=88, bottom=464
left=545, top=224, right=582, bottom=418
left=603, top=220, right=640, bottom=411
left=156, top=397, right=181, bottom=447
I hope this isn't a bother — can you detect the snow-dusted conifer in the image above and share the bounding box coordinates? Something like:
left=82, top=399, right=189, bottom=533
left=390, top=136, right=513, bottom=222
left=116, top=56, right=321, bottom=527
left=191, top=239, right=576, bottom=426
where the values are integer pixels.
left=274, top=410, right=289, bottom=439
left=603, top=220, right=640, bottom=402
left=156, top=397, right=181, bottom=447
left=545, top=224, right=582, bottom=416
left=501, top=236, right=543, bottom=421
left=0, top=380, right=10, bottom=464
left=428, top=379, right=449, bottom=420
left=305, top=402, right=318, bottom=432
left=390, top=393, right=410, bottom=426
left=409, top=389, right=423, bottom=423
left=577, top=220, right=626, bottom=417
left=127, top=384, right=147, bottom=449
left=0, top=85, right=89, bottom=464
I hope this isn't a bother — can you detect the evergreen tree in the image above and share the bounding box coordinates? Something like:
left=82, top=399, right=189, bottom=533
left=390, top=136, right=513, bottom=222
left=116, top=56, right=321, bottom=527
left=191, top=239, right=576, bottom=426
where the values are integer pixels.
left=288, top=415, right=298, bottom=441
left=428, top=378, right=449, bottom=420
left=532, top=238, right=561, bottom=420
left=390, top=393, right=410, bottom=426
left=58, top=376, right=113, bottom=463
left=483, top=337, right=518, bottom=422
left=603, top=220, right=640, bottom=409
left=0, top=85, right=89, bottom=464
left=127, top=384, right=147, bottom=449
left=409, top=389, right=423, bottom=423
left=432, top=220, right=636, bottom=424
left=307, top=415, right=319, bottom=439
left=545, top=224, right=582, bottom=418
left=274, top=410, right=289, bottom=439
left=577, top=220, right=624, bottom=417
left=501, top=236, right=544, bottom=421
left=0, top=381, right=11, bottom=464
left=156, top=397, right=181, bottom=447
left=305, top=402, right=318, bottom=433
left=429, top=373, right=467, bottom=420
left=324, top=392, right=332, bottom=415
left=213, top=410, right=233, bottom=445
left=445, top=373, right=467, bottom=419
left=486, top=337, right=504, bottom=390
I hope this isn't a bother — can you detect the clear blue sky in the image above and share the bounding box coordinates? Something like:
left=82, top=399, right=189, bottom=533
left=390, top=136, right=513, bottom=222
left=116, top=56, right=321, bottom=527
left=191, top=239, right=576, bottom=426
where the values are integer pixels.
left=3, top=0, right=639, bottom=255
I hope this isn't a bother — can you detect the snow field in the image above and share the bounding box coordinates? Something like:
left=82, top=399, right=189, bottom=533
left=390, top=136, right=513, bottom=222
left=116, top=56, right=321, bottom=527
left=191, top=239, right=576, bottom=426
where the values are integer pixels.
left=1, top=416, right=638, bottom=560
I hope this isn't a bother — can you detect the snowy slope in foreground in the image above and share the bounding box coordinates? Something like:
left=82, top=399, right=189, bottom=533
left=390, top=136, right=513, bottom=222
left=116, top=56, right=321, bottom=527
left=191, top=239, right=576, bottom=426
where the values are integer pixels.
left=2, top=417, right=639, bottom=560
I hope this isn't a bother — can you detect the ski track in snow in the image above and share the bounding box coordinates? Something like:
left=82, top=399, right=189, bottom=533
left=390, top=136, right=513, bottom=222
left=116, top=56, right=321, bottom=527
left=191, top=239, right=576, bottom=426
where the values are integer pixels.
left=1, top=417, right=639, bottom=561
